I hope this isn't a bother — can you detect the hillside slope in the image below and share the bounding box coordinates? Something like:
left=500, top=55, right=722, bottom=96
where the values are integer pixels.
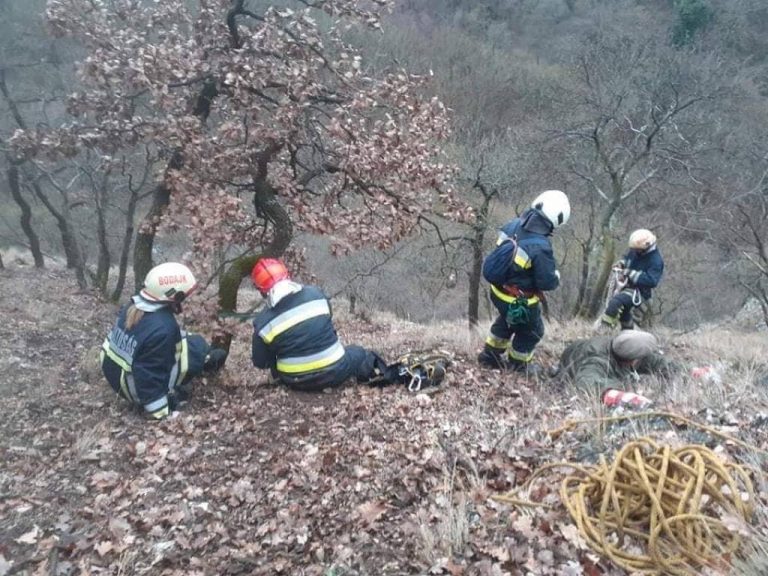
left=1, top=265, right=767, bottom=576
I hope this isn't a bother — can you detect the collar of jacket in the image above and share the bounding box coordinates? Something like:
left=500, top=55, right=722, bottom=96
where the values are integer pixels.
left=521, top=208, right=554, bottom=236
left=267, top=280, right=303, bottom=308
left=632, top=244, right=657, bottom=257
left=131, top=294, right=168, bottom=312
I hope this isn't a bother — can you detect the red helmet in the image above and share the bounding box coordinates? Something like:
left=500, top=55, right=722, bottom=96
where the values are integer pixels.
left=251, top=258, right=290, bottom=294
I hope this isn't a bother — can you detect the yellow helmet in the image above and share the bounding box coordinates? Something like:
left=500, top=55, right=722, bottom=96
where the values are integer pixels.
left=140, top=262, right=198, bottom=304
left=628, top=229, right=656, bottom=251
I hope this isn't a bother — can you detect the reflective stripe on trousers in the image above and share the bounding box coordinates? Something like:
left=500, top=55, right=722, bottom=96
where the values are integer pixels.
left=276, top=341, right=345, bottom=374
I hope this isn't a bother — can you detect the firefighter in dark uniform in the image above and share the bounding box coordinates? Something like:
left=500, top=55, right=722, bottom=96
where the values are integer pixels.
left=557, top=329, right=682, bottom=395
left=101, top=262, right=227, bottom=419
left=250, top=259, right=446, bottom=392
left=477, top=190, right=570, bottom=375
left=600, top=229, right=664, bottom=330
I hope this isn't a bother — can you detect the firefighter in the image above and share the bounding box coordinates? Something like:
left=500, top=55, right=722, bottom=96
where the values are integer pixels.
left=250, top=258, right=447, bottom=392
left=101, top=262, right=227, bottom=419
left=477, top=189, right=570, bottom=375
left=556, top=329, right=681, bottom=395
left=600, top=229, right=664, bottom=330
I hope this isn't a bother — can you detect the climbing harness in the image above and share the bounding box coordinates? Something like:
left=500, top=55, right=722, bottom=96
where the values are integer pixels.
left=394, top=351, right=452, bottom=392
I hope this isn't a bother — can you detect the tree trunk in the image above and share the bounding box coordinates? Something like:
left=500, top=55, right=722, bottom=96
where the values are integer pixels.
left=7, top=164, right=44, bottom=268
left=213, top=179, right=293, bottom=351
left=572, top=239, right=592, bottom=317
left=585, top=233, right=617, bottom=317
left=112, top=187, right=139, bottom=302
left=575, top=197, right=621, bottom=319
left=133, top=153, right=179, bottom=291
left=1, top=73, right=45, bottom=268
left=467, top=187, right=497, bottom=329
left=467, top=233, right=484, bottom=329
left=132, top=80, right=218, bottom=291
left=27, top=175, right=87, bottom=288
left=94, top=174, right=111, bottom=297
left=467, top=216, right=490, bottom=329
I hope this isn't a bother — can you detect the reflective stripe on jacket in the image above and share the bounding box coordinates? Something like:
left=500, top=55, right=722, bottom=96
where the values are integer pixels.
left=495, top=209, right=559, bottom=293
left=100, top=305, right=188, bottom=419
left=251, top=285, right=347, bottom=383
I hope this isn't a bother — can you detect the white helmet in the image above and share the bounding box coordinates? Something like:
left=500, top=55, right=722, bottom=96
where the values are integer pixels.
left=140, top=262, right=198, bottom=304
left=629, top=229, right=656, bottom=251
left=531, top=189, right=570, bottom=229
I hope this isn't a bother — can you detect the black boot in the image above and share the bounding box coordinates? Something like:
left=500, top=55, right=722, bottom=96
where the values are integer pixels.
left=477, top=349, right=508, bottom=370
left=508, top=359, right=543, bottom=377
left=203, top=348, right=228, bottom=373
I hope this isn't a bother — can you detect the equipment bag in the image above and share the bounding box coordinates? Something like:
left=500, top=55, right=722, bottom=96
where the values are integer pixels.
left=482, top=238, right=520, bottom=286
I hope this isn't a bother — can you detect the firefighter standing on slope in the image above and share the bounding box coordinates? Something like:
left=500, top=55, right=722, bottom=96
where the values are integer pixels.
left=477, top=190, right=570, bottom=376
left=101, top=262, right=228, bottom=419
left=250, top=258, right=447, bottom=392
left=600, top=229, right=664, bottom=330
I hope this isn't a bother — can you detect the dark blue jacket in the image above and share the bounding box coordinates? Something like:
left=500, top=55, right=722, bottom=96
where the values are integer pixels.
left=101, top=305, right=184, bottom=418
left=496, top=209, right=560, bottom=292
left=252, top=285, right=349, bottom=387
left=621, top=246, right=664, bottom=299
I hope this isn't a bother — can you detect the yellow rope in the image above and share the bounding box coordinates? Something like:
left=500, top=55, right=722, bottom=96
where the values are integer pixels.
left=493, top=413, right=762, bottom=575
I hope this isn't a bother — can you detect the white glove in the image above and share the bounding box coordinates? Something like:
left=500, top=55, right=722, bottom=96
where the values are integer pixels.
left=554, top=270, right=561, bottom=281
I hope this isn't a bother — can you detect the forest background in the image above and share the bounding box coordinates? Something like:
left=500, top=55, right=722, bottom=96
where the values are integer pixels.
left=4, top=3, right=768, bottom=575
left=2, top=0, right=768, bottom=333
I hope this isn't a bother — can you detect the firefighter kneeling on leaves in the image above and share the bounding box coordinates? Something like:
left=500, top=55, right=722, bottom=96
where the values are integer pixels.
left=250, top=258, right=447, bottom=392
left=478, top=190, right=570, bottom=376
left=101, top=263, right=228, bottom=420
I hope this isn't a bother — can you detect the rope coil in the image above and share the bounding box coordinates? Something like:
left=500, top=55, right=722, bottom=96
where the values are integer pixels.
left=561, top=438, right=754, bottom=575
left=494, top=413, right=762, bottom=575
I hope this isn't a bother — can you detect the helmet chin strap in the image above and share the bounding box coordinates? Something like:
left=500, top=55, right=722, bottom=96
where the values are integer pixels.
left=169, top=290, right=187, bottom=314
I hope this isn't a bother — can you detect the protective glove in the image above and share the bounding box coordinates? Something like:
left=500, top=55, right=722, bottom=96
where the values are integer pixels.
left=554, top=270, right=561, bottom=281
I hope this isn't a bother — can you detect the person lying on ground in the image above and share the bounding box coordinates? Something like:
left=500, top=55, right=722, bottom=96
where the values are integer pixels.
left=554, top=329, right=683, bottom=398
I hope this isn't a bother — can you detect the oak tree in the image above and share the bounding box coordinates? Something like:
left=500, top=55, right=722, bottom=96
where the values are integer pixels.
left=12, top=0, right=465, bottom=346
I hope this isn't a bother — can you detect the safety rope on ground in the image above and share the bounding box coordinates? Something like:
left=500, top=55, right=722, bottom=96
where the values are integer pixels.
left=492, top=412, right=763, bottom=575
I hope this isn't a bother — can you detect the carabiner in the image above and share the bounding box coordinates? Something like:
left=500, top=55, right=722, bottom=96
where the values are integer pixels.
left=408, top=373, right=423, bottom=392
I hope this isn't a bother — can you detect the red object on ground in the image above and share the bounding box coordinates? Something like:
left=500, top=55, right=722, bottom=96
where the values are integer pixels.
left=601, top=388, right=653, bottom=409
